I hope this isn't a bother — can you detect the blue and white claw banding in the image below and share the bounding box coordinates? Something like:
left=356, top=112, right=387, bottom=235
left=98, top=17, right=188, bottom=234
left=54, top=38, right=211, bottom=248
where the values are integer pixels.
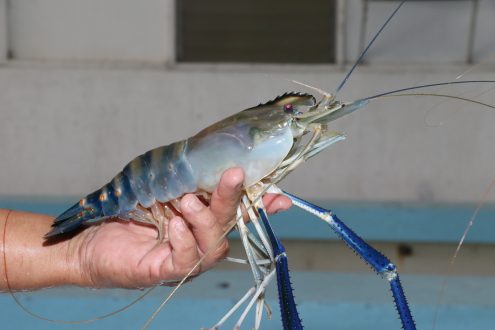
left=283, top=191, right=416, bottom=330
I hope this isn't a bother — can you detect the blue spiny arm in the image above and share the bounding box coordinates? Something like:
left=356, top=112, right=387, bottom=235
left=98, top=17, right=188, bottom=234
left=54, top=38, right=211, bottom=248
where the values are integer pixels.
left=258, top=208, right=303, bottom=330
left=283, top=192, right=416, bottom=330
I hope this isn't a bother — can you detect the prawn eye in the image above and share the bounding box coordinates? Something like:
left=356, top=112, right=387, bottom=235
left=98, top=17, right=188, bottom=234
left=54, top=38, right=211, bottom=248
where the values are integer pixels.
left=283, top=103, right=294, bottom=113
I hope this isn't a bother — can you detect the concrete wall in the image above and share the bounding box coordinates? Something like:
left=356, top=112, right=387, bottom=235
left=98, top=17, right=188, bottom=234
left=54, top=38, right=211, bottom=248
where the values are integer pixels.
left=0, top=0, right=6, bottom=63
left=4, top=0, right=495, bottom=65
left=345, top=0, right=495, bottom=64
left=8, top=0, right=175, bottom=63
left=0, top=1, right=495, bottom=204
left=1, top=65, right=494, bottom=203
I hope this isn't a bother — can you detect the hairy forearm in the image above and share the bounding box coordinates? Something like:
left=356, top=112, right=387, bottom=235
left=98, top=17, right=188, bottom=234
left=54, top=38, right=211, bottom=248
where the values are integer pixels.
left=0, top=209, right=84, bottom=291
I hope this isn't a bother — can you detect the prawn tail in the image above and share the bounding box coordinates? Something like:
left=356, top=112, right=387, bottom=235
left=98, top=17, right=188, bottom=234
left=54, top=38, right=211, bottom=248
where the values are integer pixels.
left=45, top=190, right=106, bottom=238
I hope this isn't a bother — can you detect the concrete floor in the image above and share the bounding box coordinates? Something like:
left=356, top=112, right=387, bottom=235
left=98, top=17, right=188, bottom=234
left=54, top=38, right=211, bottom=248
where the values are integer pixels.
left=1, top=270, right=494, bottom=329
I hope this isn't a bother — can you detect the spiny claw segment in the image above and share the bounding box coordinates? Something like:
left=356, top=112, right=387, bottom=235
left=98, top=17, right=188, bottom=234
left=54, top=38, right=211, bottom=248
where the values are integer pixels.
left=283, top=191, right=416, bottom=330
left=258, top=208, right=303, bottom=330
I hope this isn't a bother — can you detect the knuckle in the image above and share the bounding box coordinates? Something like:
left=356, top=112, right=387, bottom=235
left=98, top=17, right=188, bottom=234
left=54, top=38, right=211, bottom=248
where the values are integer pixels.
left=201, top=213, right=217, bottom=230
left=181, top=240, right=197, bottom=253
left=188, top=266, right=201, bottom=277
left=220, top=194, right=240, bottom=210
left=211, top=239, right=230, bottom=261
left=174, top=260, right=201, bottom=278
left=182, top=194, right=206, bottom=216
left=149, top=263, right=164, bottom=284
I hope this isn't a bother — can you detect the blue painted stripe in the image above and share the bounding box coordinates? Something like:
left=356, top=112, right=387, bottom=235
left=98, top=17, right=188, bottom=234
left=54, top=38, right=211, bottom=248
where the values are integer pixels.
left=1, top=197, right=494, bottom=243
left=269, top=201, right=495, bottom=243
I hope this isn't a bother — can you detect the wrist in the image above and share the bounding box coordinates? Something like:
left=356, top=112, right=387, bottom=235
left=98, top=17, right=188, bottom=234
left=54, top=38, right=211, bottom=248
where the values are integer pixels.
left=64, top=227, right=97, bottom=288
left=0, top=210, right=91, bottom=290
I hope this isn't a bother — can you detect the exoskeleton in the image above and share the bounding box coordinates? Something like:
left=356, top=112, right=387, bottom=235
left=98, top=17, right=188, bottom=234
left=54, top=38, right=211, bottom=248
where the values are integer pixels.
left=46, top=92, right=349, bottom=240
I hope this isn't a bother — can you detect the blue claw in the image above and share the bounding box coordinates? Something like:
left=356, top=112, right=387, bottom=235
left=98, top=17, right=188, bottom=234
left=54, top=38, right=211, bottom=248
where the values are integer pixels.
left=258, top=208, right=303, bottom=330
left=390, top=276, right=416, bottom=330
left=283, top=192, right=416, bottom=330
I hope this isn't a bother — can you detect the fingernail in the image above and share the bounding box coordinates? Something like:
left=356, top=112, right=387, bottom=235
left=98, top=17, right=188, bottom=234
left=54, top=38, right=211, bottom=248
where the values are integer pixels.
left=234, top=181, right=243, bottom=191
left=228, top=168, right=244, bottom=191
left=187, top=196, right=204, bottom=212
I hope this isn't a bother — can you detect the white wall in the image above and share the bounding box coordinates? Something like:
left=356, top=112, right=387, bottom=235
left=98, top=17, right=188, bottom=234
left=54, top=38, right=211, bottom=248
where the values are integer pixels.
left=345, top=0, right=492, bottom=64
left=0, top=0, right=6, bottom=63
left=0, top=65, right=494, bottom=203
left=1, top=1, right=495, bottom=204
left=4, top=0, right=495, bottom=65
left=8, top=0, right=175, bottom=63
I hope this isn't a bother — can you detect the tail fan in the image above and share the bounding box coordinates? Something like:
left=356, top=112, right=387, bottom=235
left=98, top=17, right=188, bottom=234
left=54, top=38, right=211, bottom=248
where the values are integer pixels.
left=45, top=191, right=104, bottom=238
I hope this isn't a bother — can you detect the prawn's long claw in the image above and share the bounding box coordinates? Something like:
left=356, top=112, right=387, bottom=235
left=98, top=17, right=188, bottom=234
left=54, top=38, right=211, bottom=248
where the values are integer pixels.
left=258, top=208, right=303, bottom=330
left=283, top=191, right=417, bottom=330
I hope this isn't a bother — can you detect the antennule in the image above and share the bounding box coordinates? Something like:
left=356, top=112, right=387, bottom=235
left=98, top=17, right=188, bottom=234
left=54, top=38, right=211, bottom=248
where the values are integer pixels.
left=291, top=80, right=333, bottom=99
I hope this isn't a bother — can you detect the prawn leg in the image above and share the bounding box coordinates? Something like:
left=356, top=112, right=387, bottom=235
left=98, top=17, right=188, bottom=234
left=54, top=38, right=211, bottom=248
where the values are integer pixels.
left=284, top=191, right=416, bottom=330
left=209, top=200, right=274, bottom=329
left=125, top=202, right=176, bottom=242
left=150, top=202, right=169, bottom=242
left=210, top=206, right=268, bottom=330
left=258, top=207, right=303, bottom=330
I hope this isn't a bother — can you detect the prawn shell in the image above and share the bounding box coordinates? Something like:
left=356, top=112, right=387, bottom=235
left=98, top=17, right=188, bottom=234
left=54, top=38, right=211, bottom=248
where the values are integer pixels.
left=118, top=141, right=197, bottom=209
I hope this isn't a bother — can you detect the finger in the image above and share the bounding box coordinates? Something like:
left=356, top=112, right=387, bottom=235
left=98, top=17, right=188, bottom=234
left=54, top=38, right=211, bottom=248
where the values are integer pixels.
left=166, top=216, right=200, bottom=276
left=262, top=194, right=292, bottom=214
left=135, top=241, right=171, bottom=285
left=181, top=194, right=229, bottom=267
left=209, top=167, right=244, bottom=227
left=125, top=220, right=160, bottom=238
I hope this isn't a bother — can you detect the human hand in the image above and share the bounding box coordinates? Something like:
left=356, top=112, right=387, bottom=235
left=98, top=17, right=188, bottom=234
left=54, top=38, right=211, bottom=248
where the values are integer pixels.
left=72, top=168, right=291, bottom=288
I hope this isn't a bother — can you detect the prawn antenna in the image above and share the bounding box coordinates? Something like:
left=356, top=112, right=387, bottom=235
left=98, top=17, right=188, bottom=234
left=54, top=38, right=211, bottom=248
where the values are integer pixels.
left=373, top=92, right=495, bottom=111
left=334, top=0, right=406, bottom=95
left=432, top=176, right=495, bottom=330
left=360, top=80, right=495, bottom=102
left=291, top=80, right=333, bottom=100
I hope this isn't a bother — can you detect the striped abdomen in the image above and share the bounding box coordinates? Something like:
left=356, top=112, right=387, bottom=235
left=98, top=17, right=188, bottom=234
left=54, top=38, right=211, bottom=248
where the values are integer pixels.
left=46, top=140, right=198, bottom=237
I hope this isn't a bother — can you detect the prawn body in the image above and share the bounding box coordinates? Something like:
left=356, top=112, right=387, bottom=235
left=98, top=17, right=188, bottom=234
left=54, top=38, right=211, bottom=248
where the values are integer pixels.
left=46, top=92, right=353, bottom=238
